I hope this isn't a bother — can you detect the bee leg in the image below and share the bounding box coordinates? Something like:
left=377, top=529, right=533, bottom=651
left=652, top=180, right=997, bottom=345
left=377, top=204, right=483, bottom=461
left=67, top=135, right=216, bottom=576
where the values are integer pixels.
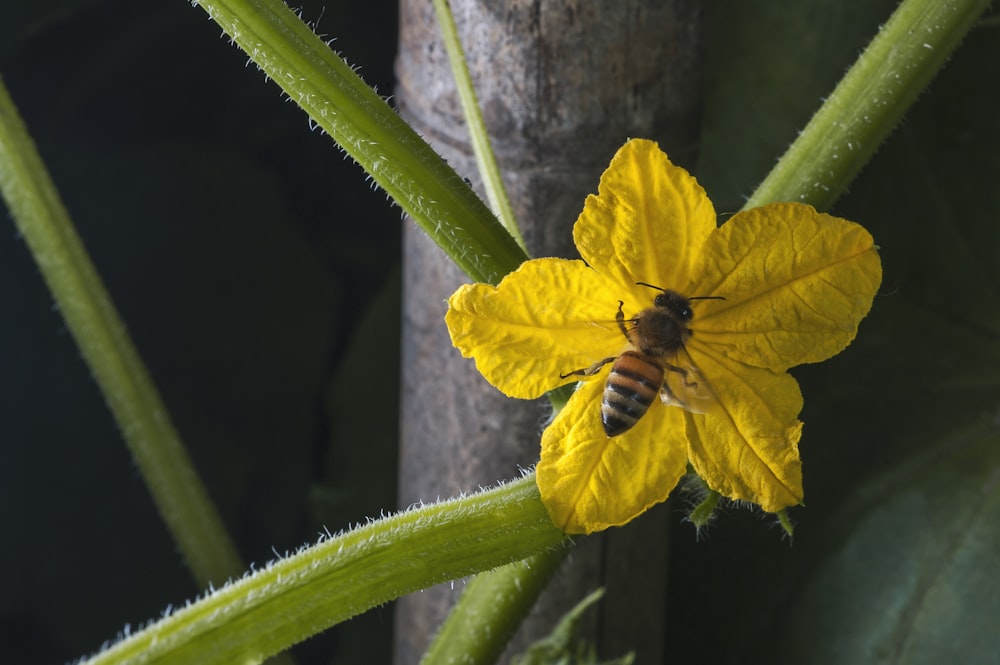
left=662, top=362, right=713, bottom=413
left=659, top=382, right=685, bottom=408
left=560, top=356, right=617, bottom=379
left=660, top=366, right=695, bottom=409
left=664, top=362, right=698, bottom=389
left=615, top=300, right=629, bottom=339
left=560, top=300, right=628, bottom=379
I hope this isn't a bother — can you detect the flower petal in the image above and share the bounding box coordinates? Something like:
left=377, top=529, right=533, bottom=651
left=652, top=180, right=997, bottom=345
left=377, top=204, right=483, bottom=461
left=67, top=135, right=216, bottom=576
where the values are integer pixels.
left=574, top=139, right=716, bottom=293
left=537, top=377, right=690, bottom=534
left=692, top=203, right=882, bottom=371
left=684, top=344, right=804, bottom=512
left=446, top=258, right=626, bottom=399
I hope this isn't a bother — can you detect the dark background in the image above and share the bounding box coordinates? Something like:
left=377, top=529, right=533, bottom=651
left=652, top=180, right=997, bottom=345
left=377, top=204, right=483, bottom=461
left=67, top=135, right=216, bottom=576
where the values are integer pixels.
left=2, top=2, right=999, bottom=664
left=1, top=1, right=400, bottom=663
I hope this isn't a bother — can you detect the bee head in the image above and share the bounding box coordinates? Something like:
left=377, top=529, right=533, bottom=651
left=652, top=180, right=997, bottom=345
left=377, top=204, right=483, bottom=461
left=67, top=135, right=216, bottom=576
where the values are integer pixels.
left=653, top=290, right=693, bottom=321
left=635, top=282, right=723, bottom=322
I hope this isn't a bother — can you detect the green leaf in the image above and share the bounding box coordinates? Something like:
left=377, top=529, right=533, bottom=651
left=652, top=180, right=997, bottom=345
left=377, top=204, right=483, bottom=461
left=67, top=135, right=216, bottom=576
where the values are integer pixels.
left=775, top=420, right=1000, bottom=665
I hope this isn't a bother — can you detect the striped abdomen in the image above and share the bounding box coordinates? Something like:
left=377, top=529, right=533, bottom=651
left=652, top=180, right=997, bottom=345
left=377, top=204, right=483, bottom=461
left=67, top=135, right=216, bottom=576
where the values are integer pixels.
left=602, top=350, right=665, bottom=437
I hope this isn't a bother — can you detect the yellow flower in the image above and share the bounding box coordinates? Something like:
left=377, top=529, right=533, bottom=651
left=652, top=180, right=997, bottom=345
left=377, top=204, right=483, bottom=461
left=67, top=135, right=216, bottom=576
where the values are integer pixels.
left=446, top=139, right=882, bottom=534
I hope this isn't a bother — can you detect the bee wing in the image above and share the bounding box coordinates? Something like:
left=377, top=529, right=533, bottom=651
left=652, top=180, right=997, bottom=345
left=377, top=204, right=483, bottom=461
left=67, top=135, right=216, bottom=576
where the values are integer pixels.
left=659, top=348, right=715, bottom=415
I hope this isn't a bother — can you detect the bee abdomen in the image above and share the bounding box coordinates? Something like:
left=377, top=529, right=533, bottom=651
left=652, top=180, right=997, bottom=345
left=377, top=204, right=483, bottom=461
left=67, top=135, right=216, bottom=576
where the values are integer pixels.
left=602, top=351, right=664, bottom=437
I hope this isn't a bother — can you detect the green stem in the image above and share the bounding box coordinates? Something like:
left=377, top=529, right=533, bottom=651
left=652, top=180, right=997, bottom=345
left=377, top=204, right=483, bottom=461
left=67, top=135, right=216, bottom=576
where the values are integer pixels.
left=688, top=488, right=721, bottom=530
left=745, top=0, right=992, bottom=210
left=420, top=398, right=572, bottom=665
left=420, top=548, right=569, bottom=665
left=0, top=77, right=243, bottom=588
left=432, top=0, right=527, bottom=254
left=192, top=0, right=527, bottom=285
left=82, top=476, right=564, bottom=665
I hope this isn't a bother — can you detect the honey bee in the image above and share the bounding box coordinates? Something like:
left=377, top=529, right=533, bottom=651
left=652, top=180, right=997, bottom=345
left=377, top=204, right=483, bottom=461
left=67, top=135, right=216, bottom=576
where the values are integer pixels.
left=561, top=283, right=723, bottom=437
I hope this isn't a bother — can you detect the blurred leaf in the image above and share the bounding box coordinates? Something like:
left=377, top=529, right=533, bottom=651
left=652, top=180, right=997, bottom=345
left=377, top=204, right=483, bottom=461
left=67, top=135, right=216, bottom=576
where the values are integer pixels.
left=316, top=265, right=400, bottom=531
left=776, top=419, right=1000, bottom=665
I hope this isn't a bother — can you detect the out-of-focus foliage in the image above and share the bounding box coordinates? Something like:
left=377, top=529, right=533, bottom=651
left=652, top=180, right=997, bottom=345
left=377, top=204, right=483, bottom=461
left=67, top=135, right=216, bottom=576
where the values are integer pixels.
left=512, top=590, right=633, bottom=665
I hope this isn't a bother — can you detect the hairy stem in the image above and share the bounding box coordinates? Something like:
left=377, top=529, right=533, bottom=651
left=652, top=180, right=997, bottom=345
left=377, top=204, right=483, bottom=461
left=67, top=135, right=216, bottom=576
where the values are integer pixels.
left=746, top=0, right=991, bottom=210
left=83, top=476, right=564, bottom=665
left=193, top=0, right=527, bottom=285
left=420, top=548, right=569, bottom=665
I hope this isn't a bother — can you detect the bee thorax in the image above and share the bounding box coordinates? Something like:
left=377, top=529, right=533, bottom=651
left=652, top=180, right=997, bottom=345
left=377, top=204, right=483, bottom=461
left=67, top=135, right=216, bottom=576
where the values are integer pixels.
left=632, top=308, right=688, bottom=355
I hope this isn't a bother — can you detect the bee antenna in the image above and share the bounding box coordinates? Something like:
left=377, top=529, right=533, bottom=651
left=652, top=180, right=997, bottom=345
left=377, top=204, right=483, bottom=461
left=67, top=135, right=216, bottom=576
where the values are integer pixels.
left=635, top=281, right=725, bottom=301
